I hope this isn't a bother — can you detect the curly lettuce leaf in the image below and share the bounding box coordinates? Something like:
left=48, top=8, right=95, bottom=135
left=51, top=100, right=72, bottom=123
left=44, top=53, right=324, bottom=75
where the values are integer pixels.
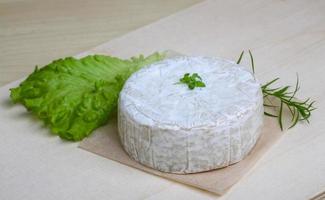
left=10, top=52, right=165, bottom=141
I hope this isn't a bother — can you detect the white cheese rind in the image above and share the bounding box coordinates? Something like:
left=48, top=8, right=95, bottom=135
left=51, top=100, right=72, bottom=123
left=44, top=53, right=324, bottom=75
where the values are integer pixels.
left=118, top=56, right=264, bottom=174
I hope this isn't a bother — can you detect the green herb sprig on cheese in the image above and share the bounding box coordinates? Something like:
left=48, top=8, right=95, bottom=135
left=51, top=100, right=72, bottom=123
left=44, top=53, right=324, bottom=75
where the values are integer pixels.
left=177, top=73, right=206, bottom=90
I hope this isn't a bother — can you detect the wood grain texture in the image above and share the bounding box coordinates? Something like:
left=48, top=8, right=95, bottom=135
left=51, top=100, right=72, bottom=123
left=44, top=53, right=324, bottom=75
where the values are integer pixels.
left=0, top=0, right=201, bottom=86
left=76, top=0, right=325, bottom=198
left=1, top=0, right=325, bottom=199
left=310, top=191, right=325, bottom=200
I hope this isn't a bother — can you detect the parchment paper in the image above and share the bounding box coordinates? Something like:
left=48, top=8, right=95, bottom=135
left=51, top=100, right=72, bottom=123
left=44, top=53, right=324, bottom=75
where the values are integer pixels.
left=79, top=115, right=282, bottom=195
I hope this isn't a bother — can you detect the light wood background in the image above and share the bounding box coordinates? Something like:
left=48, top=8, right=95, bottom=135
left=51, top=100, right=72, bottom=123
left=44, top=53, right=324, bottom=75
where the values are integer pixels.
left=0, top=0, right=201, bottom=86
left=1, top=0, right=325, bottom=199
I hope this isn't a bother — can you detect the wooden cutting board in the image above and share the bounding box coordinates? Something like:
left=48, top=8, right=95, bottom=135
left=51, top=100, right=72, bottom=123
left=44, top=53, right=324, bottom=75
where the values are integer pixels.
left=1, top=0, right=325, bottom=199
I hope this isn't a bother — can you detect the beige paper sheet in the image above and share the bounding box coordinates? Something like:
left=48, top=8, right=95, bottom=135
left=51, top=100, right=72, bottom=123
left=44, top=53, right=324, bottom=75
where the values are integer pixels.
left=80, top=115, right=282, bottom=195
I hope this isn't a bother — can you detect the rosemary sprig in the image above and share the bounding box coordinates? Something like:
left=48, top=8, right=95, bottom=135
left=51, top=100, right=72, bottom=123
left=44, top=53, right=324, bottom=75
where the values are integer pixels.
left=237, top=50, right=316, bottom=130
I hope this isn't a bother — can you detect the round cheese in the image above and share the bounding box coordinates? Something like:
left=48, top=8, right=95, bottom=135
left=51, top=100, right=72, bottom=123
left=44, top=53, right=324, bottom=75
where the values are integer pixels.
left=118, top=56, right=264, bottom=174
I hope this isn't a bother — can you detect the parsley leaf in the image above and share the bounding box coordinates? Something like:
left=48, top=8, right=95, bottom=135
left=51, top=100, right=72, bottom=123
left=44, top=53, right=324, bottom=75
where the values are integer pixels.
left=178, top=73, right=206, bottom=90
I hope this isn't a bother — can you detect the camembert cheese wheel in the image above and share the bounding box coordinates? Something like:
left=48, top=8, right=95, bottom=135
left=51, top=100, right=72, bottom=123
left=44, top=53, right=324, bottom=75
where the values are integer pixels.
left=118, top=56, right=264, bottom=174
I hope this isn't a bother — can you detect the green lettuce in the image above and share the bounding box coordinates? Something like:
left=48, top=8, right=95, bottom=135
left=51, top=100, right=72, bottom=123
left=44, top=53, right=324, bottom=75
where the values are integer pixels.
left=10, top=52, right=165, bottom=141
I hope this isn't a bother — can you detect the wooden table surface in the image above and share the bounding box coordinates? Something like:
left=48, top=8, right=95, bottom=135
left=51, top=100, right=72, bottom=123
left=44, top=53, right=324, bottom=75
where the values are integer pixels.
left=1, top=0, right=325, bottom=199
left=0, top=0, right=201, bottom=86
